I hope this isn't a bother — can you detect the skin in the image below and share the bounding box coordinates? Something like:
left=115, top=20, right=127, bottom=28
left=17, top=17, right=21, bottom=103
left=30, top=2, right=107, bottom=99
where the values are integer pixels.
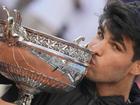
left=0, top=99, right=15, bottom=105
left=86, top=21, right=140, bottom=101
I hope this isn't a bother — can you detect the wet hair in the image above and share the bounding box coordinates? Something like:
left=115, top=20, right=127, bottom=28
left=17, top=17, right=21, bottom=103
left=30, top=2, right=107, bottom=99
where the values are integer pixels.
left=99, top=0, right=140, bottom=61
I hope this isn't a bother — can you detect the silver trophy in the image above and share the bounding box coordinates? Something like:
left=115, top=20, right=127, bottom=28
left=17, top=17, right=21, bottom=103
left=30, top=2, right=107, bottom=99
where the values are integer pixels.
left=0, top=7, right=92, bottom=105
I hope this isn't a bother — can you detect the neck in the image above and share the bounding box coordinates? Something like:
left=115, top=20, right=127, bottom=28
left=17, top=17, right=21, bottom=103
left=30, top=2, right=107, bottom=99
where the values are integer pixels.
left=96, top=75, right=134, bottom=102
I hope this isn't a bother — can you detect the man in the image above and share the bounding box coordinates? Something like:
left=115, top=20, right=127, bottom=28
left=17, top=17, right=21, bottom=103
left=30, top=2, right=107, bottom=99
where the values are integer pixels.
left=1, top=0, right=140, bottom=105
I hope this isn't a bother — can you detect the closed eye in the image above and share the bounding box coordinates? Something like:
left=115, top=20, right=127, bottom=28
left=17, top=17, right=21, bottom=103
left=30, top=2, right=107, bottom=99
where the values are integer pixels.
left=110, top=42, right=125, bottom=52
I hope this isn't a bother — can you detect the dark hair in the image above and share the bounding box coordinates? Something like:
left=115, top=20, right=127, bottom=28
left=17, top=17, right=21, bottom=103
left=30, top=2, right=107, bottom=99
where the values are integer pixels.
left=99, top=0, right=140, bottom=61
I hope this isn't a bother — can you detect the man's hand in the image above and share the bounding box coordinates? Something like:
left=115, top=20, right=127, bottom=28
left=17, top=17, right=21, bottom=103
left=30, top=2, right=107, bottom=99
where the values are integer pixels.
left=0, top=99, right=15, bottom=105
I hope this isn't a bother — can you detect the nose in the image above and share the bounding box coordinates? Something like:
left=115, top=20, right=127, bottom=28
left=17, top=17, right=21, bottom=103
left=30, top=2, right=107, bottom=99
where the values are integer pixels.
left=87, top=41, right=104, bottom=56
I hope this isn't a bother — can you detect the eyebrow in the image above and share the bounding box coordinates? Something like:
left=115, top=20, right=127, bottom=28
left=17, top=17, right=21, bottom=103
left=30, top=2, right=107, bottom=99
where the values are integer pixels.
left=98, top=20, right=107, bottom=33
left=98, top=25, right=104, bottom=33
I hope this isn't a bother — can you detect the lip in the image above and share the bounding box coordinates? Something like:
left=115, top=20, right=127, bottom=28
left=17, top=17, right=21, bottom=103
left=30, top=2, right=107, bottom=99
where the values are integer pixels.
left=87, top=58, right=96, bottom=70
left=90, top=55, right=96, bottom=66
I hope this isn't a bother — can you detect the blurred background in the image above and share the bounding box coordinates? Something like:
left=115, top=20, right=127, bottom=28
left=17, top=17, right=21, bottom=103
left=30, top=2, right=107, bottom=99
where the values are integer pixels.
left=0, top=0, right=106, bottom=44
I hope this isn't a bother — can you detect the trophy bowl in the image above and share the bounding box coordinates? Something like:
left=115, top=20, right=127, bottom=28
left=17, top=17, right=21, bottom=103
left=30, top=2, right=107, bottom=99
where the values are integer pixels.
left=0, top=7, right=92, bottom=105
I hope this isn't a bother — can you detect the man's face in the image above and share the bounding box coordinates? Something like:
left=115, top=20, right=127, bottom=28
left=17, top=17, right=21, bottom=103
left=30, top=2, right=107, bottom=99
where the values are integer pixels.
left=86, top=23, right=135, bottom=83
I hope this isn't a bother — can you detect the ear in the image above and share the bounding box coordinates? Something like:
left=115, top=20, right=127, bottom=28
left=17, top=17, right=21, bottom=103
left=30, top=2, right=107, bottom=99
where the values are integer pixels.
left=130, top=61, right=140, bottom=75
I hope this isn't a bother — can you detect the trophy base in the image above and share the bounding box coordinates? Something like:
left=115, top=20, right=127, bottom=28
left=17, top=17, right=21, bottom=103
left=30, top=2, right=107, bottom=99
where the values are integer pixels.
left=14, top=84, right=40, bottom=105
left=14, top=93, right=33, bottom=105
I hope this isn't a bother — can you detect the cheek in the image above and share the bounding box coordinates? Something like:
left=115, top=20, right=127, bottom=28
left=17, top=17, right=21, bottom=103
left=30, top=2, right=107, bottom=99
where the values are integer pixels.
left=98, top=54, right=131, bottom=74
left=88, top=55, right=131, bottom=82
left=101, top=58, right=131, bottom=79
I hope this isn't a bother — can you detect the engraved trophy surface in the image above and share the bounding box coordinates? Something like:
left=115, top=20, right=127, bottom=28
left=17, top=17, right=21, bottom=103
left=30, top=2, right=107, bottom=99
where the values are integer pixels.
left=0, top=7, right=92, bottom=105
